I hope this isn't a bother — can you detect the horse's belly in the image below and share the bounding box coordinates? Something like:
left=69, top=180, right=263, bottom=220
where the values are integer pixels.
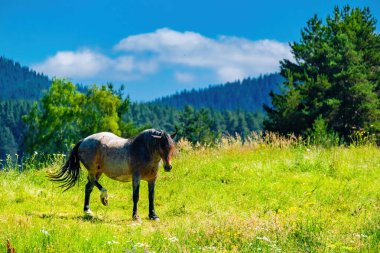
left=103, top=162, right=132, bottom=182
left=104, top=169, right=132, bottom=182
left=113, top=174, right=132, bottom=182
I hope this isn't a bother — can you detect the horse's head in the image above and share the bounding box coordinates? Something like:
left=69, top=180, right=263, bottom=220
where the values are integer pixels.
left=152, top=130, right=177, bottom=172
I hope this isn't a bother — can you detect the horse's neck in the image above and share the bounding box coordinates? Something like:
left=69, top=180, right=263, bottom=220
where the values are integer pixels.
left=152, top=153, right=161, bottom=163
left=130, top=136, right=160, bottom=159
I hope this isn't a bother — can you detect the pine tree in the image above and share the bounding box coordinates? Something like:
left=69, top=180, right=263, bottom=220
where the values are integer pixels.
left=0, top=125, right=17, bottom=159
left=178, top=106, right=215, bottom=144
left=264, top=6, right=380, bottom=140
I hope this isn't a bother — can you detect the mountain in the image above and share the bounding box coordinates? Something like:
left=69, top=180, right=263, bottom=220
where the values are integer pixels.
left=153, top=73, right=282, bottom=112
left=124, top=74, right=284, bottom=142
left=0, top=57, right=52, bottom=160
left=0, top=57, right=51, bottom=100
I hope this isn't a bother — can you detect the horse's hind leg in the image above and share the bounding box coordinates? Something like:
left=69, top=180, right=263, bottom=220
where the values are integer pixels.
left=93, top=175, right=108, bottom=206
left=83, top=173, right=108, bottom=216
left=84, top=177, right=95, bottom=215
left=88, top=172, right=108, bottom=206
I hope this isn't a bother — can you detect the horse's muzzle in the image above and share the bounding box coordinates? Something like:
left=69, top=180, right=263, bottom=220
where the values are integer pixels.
left=164, top=164, right=172, bottom=172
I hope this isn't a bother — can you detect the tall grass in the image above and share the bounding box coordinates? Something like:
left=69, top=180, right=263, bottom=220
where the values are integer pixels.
left=0, top=134, right=379, bottom=252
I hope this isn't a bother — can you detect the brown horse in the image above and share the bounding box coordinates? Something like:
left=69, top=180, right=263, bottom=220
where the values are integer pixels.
left=50, top=129, right=176, bottom=221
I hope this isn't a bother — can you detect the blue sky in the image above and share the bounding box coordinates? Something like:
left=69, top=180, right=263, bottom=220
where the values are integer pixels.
left=1, top=0, right=379, bottom=101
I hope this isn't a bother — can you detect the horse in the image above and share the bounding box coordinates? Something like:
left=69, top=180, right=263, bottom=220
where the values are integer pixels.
left=49, top=128, right=176, bottom=221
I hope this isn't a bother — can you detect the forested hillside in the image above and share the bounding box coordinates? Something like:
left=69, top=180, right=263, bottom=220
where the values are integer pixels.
left=0, top=57, right=51, bottom=160
left=0, top=100, right=33, bottom=158
left=123, top=103, right=264, bottom=142
left=0, top=57, right=51, bottom=100
left=154, top=73, right=282, bottom=111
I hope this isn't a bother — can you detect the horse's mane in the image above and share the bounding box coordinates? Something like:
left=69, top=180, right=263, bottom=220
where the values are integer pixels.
left=129, top=129, right=169, bottom=165
left=132, top=129, right=165, bottom=144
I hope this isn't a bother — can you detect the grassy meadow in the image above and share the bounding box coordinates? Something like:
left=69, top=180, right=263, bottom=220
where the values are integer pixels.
left=1, top=137, right=380, bottom=252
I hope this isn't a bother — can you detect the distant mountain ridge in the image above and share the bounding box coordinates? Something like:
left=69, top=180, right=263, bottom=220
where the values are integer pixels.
left=0, top=56, right=51, bottom=100
left=153, top=73, right=283, bottom=112
left=0, top=56, right=282, bottom=112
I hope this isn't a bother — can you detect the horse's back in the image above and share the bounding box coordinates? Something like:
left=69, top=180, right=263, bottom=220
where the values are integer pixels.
left=83, top=132, right=124, bottom=142
left=78, top=132, right=132, bottom=180
left=79, top=132, right=121, bottom=155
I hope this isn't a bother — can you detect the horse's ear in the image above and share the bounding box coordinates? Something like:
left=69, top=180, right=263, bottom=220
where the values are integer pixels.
left=171, top=126, right=178, bottom=139
left=170, top=131, right=177, bottom=139
left=152, top=135, right=162, bottom=139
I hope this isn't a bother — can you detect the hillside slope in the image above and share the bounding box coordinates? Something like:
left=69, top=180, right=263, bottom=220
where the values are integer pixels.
left=0, top=57, right=52, bottom=158
left=0, top=57, right=51, bottom=100
left=154, top=73, right=282, bottom=111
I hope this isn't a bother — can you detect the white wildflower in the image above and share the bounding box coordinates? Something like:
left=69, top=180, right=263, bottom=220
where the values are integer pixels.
left=353, top=233, right=368, bottom=238
left=134, top=242, right=148, bottom=248
left=40, top=229, right=50, bottom=235
left=256, top=236, right=271, bottom=242
left=201, top=246, right=217, bottom=251
left=167, top=236, right=179, bottom=242
left=106, top=240, right=120, bottom=245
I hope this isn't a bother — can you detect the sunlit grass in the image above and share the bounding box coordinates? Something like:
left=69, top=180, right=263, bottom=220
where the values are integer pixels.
left=0, top=139, right=379, bottom=252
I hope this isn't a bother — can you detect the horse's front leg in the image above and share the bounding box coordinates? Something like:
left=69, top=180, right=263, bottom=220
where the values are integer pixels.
left=148, top=180, right=159, bottom=221
left=132, top=172, right=141, bottom=221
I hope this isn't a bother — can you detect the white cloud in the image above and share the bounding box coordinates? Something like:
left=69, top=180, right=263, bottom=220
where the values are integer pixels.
left=32, top=49, right=111, bottom=78
left=114, top=56, right=135, bottom=72
left=115, top=28, right=291, bottom=82
left=174, top=72, right=195, bottom=83
left=113, top=56, right=158, bottom=74
left=114, top=28, right=210, bottom=53
left=32, top=28, right=291, bottom=84
left=217, top=67, right=246, bottom=82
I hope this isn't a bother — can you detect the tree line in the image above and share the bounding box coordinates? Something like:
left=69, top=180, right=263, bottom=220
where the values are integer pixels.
left=124, top=102, right=264, bottom=144
left=155, top=73, right=282, bottom=112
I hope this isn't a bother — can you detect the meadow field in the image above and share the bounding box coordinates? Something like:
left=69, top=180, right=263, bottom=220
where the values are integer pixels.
left=0, top=137, right=379, bottom=252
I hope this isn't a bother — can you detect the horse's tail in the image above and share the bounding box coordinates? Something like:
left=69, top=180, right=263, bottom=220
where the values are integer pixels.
left=49, top=139, right=83, bottom=191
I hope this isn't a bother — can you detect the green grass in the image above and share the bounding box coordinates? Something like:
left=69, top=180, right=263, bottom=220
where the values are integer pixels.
left=0, top=142, right=379, bottom=252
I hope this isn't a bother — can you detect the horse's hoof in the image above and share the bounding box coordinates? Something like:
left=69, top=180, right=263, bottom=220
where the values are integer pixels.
left=101, top=197, right=108, bottom=206
left=84, top=209, right=93, bottom=217
left=149, top=214, right=160, bottom=221
left=133, top=214, right=141, bottom=222
left=100, top=191, right=108, bottom=206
